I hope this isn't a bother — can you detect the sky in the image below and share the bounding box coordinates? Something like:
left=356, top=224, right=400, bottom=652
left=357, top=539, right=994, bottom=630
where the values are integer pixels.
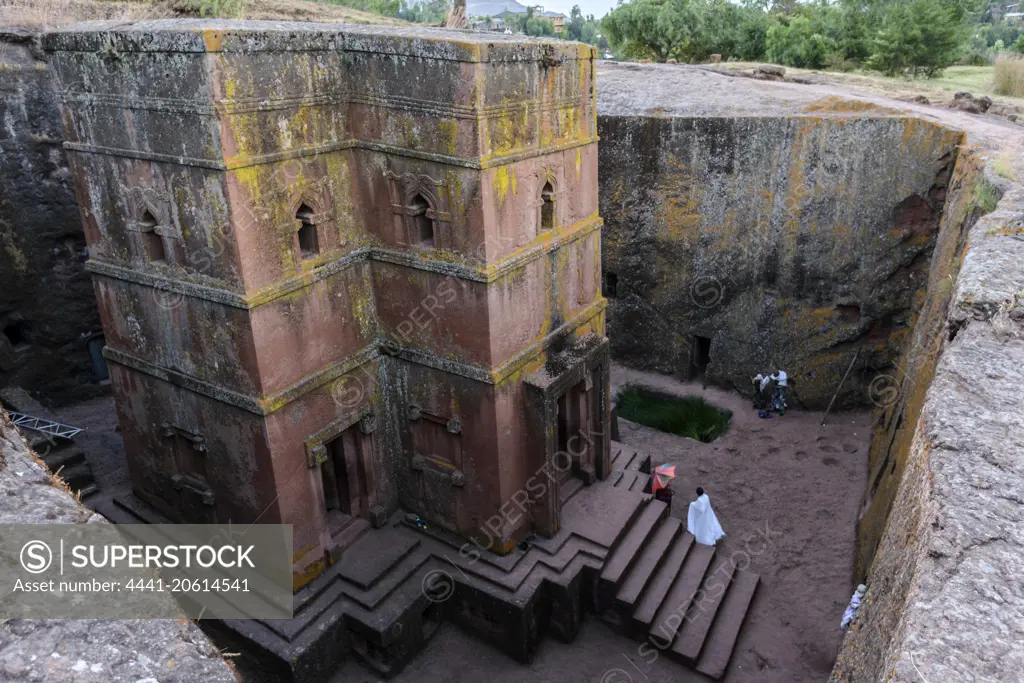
left=536, top=0, right=622, bottom=19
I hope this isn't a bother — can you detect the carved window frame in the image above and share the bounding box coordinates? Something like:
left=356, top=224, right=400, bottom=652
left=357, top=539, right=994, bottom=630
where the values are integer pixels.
left=279, top=195, right=333, bottom=265
left=159, top=422, right=214, bottom=506
left=127, top=199, right=178, bottom=266
left=385, top=171, right=451, bottom=250
left=406, top=405, right=464, bottom=487
left=537, top=173, right=558, bottom=233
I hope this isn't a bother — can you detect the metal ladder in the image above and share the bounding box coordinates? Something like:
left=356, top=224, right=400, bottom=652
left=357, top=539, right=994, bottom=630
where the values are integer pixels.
left=6, top=411, right=83, bottom=439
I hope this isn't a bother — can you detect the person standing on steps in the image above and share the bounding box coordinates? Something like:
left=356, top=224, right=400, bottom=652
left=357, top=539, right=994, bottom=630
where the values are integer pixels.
left=687, top=487, right=725, bottom=546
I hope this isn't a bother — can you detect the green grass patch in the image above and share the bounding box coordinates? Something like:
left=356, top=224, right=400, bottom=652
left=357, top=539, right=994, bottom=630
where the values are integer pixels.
left=972, top=180, right=1001, bottom=215
left=615, top=386, right=731, bottom=443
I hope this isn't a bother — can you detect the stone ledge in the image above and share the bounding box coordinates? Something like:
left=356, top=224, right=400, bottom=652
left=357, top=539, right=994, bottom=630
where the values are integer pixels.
left=885, top=323, right=1024, bottom=682
left=42, top=20, right=597, bottom=63
left=952, top=181, right=1024, bottom=326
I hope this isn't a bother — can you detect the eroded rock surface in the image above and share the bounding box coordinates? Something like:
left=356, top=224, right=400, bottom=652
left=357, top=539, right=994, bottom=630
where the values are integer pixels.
left=0, top=410, right=235, bottom=682
left=0, top=30, right=104, bottom=404
left=830, top=178, right=1024, bottom=683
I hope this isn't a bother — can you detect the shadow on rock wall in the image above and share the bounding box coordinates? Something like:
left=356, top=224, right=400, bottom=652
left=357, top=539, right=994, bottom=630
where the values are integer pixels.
left=0, top=29, right=104, bottom=404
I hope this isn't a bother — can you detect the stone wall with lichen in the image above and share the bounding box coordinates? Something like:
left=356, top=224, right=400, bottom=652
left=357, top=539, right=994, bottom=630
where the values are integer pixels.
left=599, top=112, right=963, bottom=407
left=0, top=29, right=102, bottom=403
left=851, top=147, right=989, bottom=579
left=829, top=154, right=1024, bottom=683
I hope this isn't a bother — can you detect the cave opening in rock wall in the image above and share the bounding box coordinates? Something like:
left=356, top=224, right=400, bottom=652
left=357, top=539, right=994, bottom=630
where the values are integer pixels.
left=690, top=335, right=711, bottom=378
left=1, top=317, right=30, bottom=352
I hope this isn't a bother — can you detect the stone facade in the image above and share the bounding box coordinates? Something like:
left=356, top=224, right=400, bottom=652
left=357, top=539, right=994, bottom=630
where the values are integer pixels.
left=44, top=20, right=607, bottom=589
left=0, top=29, right=104, bottom=403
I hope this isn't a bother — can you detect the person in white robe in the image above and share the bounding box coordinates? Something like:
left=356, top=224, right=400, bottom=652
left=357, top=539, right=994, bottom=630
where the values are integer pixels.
left=687, top=487, right=725, bottom=546
left=841, top=584, right=867, bottom=630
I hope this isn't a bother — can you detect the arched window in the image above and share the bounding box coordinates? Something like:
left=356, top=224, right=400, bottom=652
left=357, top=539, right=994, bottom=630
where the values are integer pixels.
left=409, top=194, right=434, bottom=247
left=296, top=204, right=320, bottom=259
left=540, top=181, right=555, bottom=231
left=140, top=210, right=166, bottom=263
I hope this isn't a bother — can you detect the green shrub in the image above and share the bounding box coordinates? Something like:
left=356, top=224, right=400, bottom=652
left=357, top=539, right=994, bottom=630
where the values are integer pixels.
left=972, top=180, right=1000, bottom=215
left=959, top=48, right=994, bottom=67
left=826, top=51, right=857, bottom=72
left=766, top=15, right=837, bottom=69
left=615, top=386, right=731, bottom=443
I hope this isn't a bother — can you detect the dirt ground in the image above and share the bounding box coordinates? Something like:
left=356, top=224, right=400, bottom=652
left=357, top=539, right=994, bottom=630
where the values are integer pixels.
left=57, top=363, right=870, bottom=683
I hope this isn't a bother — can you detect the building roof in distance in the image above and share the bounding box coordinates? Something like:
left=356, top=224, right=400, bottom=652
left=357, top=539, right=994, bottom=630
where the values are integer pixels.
left=467, top=0, right=530, bottom=17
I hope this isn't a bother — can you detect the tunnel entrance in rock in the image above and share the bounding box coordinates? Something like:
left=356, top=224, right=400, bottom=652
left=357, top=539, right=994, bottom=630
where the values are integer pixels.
left=690, top=335, right=711, bottom=378
left=1, top=317, right=30, bottom=352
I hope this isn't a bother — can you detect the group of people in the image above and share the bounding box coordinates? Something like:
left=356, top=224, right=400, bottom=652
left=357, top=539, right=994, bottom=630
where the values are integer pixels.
left=752, top=369, right=788, bottom=416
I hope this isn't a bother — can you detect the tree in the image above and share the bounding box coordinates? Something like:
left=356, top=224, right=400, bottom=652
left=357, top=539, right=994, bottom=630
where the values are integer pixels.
left=508, top=7, right=557, bottom=37
left=765, top=10, right=838, bottom=69
left=736, top=11, right=776, bottom=61
left=397, top=0, right=451, bottom=23
left=599, top=0, right=974, bottom=75
left=602, top=0, right=673, bottom=61
left=566, top=5, right=603, bottom=45
left=865, top=0, right=967, bottom=76
left=601, top=0, right=757, bottom=63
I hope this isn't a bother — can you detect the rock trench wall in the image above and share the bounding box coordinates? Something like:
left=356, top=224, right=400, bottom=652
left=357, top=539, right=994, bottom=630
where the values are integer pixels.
left=597, top=93, right=1024, bottom=683
left=599, top=112, right=963, bottom=408
left=0, top=29, right=103, bottom=405
left=830, top=156, right=1024, bottom=683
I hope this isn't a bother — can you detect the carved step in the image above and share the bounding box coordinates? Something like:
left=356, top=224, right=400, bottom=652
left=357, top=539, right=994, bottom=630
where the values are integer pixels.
left=631, top=531, right=694, bottom=631
left=597, top=499, right=667, bottom=612
left=616, top=517, right=682, bottom=614
left=612, top=470, right=648, bottom=493
left=671, top=559, right=735, bottom=664
left=559, top=477, right=585, bottom=505
left=41, top=446, right=86, bottom=472
left=648, top=542, right=716, bottom=648
left=56, top=462, right=94, bottom=492
left=340, top=527, right=418, bottom=590
left=695, top=569, right=759, bottom=681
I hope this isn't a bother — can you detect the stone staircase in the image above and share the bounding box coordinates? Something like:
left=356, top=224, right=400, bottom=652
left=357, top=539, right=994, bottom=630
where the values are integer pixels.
left=598, top=453, right=760, bottom=678
left=98, top=441, right=758, bottom=682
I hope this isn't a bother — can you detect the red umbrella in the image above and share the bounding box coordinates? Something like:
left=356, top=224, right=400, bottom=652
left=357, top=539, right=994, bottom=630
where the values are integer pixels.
left=651, top=464, right=676, bottom=493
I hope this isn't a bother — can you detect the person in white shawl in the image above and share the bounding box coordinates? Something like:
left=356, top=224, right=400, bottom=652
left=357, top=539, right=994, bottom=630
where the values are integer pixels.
left=687, top=487, right=725, bottom=546
left=841, top=584, right=867, bottom=630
